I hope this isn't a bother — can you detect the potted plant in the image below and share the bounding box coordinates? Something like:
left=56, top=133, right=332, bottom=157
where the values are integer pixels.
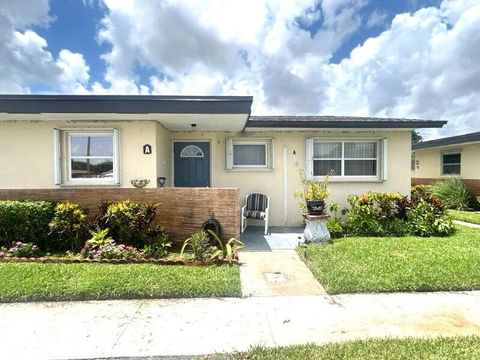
left=294, top=169, right=330, bottom=215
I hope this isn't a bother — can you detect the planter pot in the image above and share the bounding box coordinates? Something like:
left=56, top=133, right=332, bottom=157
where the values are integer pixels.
left=306, top=200, right=326, bottom=215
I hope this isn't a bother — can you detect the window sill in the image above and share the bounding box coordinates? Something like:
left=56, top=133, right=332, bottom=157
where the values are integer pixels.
left=59, top=183, right=121, bottom=188
left=228, top=168, right=274, bottom=172
left=313, top=177, right=383, bottom=183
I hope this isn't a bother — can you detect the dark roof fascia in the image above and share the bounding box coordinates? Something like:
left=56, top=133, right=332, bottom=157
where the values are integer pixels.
left=413, top=132, right=480, bottom=150
left=246, top=119, right=447, bottom=129
left=0, top=95, right=253, bottom=114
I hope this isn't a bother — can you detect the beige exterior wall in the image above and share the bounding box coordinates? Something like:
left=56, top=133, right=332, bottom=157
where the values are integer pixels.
left=0, top=121, right=158, bottom=188
left=170, top=130, right=411, bottom=226
left=413, top=143, right=480, bottom=179
left=0, top=120, right=411, bottom=226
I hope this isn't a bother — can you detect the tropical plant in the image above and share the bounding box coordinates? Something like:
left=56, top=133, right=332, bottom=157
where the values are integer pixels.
left=293, top=169, right=330, bottom=212
left=143, top=232, right=172, bottom=259
left=431, top=179, right=472, bottom=210
left=327, top=202, right=344, bottom=238
left=103, top=200, right=157, bottom=247
left=326, top=219, right=343, bottom=239
left=81, top=228, right=143, bottom=260
left=207, top=230, right=244, bottom=264
left=86, top=227, right=113, bottom=247
left=346, top=192, right=411, bottom=236
left=180, top=231, right=212, bottom=261
left=407, top=199, right=454, bottom=237
left=0, top=242, right=40, bottom=258
left=48, top=202, right=89, bottom=251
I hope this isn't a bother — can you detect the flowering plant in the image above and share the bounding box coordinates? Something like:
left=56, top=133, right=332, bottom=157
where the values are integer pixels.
left=0, top=242, right=40, bottom=258
left=81, top=228, right=144, bottom=260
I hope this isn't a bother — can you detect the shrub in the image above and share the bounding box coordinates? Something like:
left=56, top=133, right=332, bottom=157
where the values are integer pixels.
left=345, top=191, right=452, bottom=237
left=327, top=218, right=344, bottom=239
left=103, top=200, right=157, bottom=247
left=81, top=228, right=143, bottom=260
left=181, top=231, right=212, bottom=261
left=0, top=200, right=56, bottom=248
left=143, top=229, right=172, bottom=259
left=411, top=185, right=434, bottom=204
left=0, top=242, right=40, bottom=258
left=432, top=179, right=472, bottom=210
left=407, top=199, right=454, bottom=237
left=346, top=192, right=411, bottom=237
left=48, top=202, right=89, bottom=252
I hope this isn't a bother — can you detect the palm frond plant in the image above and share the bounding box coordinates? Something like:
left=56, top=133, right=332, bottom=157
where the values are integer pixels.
left=432, top=179, right=472, bottom=210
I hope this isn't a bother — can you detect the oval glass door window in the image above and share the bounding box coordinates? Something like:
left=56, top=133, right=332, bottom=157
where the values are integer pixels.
left=180, top=145, right=204, bottom=158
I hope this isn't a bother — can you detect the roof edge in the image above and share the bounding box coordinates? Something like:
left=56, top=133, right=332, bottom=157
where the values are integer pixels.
left=246, top=119, right=447, bottom=129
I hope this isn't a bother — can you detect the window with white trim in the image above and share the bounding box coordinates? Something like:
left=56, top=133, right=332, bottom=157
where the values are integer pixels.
left=307, top=139, right=385, bottom=179
left=54, top=129, right=120, bottom=185
left=226, top=139, right=274, bottom=170
left=442, top=152, right=461, bottom=175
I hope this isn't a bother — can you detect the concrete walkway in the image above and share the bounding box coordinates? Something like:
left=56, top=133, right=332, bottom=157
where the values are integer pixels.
left=454, top=220, right=480, bottom=228
left=240, top=250, right=326, bottom=296
left=1, top=292, right=480, bottom=359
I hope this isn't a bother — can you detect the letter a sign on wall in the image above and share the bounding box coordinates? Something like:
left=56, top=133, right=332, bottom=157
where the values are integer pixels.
left=143, top=144, right=152, bottom=154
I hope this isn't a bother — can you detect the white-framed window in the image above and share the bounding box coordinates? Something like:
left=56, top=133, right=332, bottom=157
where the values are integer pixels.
left=442, top=152, right=461, bottom=175
left=306, top=138, right=387, bottom=180
left=226, top=138, right=274, bottom=170
left=54, top=128, right=120, bottom=185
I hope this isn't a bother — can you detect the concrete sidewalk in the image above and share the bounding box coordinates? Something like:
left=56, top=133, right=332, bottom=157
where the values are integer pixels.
left=1, top=291, right=480, bottom=359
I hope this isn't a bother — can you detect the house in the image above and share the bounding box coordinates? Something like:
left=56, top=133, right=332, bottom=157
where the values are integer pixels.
left=0, top=95, right=446, bottom=228
left=412, top=131, right=480, bottom=196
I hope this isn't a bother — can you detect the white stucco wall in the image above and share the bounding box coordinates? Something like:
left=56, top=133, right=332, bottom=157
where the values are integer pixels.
left=0, top=121, right=158, bottom=188
left=0, top=120, right=412, bottom=226
left=413, top=143, right=480, bottom=179
left=170, top=130, right=411, bottom=226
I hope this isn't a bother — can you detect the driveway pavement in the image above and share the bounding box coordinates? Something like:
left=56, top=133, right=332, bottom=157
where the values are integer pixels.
left=1, top=291, right=480, bottom=359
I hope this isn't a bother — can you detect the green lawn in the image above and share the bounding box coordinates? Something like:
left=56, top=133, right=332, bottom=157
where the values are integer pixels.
left=448, top=209, right=480, bottom=225
left=299, top=226, right=480, bottom=294
left=232, top=337, right=480, bottom=360
left=0, top=263, right=241, bottom=302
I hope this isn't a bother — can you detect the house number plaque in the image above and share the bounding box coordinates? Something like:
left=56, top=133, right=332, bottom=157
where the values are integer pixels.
left=143, top=144, right=152, bottom=154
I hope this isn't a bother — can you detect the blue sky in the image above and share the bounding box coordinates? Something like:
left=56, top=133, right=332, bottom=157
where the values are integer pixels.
left=0, top=0, right=479, bottom=138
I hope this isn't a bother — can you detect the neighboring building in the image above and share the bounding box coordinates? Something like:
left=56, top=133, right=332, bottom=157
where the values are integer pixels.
left=412, top=131, right=480, bottom=195
left=0, top=95, right=446, bottom=226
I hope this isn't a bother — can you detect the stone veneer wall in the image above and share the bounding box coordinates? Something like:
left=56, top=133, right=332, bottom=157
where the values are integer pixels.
left=0, top=188, right=240, bottom=242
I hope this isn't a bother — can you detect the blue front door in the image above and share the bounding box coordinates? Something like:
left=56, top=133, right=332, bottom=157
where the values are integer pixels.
left=174, top=142, right=210, bottom=187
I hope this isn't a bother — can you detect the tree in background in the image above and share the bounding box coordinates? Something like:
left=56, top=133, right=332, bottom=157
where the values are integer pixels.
left=412, top=130, right=423, bottom=145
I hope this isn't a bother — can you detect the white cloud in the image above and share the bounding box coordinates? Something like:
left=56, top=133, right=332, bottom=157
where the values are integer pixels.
left=322, top=1, right=480, bottom=139
left=97, top=0, right=366, bottom=113
left=0, top=0, right=91, bottom=94
left=366, top=8, right=388, bottom=28
left=1, top=0, right=480, bottom=140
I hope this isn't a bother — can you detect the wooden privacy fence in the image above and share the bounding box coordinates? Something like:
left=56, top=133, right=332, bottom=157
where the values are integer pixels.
left=0, top=188, right=240, bottom=241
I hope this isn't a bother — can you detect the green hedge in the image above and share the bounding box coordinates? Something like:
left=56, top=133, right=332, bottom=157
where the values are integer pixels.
left=0, top=201, right=56, bottom=248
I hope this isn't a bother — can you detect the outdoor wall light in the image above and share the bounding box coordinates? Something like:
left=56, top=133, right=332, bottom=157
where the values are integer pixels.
left=157, top=177, right=166, bottom=187
left=191, top=123, right=197, bottom=131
